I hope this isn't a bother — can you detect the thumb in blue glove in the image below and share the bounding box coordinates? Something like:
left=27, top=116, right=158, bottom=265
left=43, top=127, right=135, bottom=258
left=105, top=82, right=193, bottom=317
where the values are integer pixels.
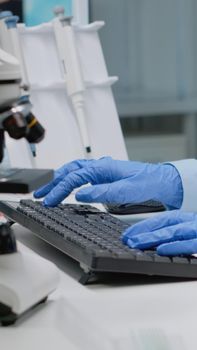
left=122, top=210, right=197, bottom=256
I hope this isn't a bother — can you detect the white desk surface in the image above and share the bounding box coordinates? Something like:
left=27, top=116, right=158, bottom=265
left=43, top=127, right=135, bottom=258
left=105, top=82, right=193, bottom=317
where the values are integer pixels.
left=1, top=199, right=197, bottom=349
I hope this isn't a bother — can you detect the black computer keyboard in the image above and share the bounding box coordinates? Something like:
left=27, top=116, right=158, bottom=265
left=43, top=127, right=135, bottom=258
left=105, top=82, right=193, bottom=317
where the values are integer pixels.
left=1, top=199, right=197, bottom=284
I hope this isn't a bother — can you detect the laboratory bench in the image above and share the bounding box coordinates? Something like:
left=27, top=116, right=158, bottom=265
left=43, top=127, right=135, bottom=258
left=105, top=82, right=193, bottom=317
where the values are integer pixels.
left=1, top=217, right=197, bottom=350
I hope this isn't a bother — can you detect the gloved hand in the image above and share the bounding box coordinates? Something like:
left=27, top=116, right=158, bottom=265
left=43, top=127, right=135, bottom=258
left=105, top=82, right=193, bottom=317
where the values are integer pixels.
left=122, top=210, right=197, bottom=256
left=34, top=156, right=183, bottom=208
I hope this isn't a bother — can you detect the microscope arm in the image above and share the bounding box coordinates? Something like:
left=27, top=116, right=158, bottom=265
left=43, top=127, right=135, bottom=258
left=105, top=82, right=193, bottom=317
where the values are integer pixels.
left=0, top=15, right=59, bottom=326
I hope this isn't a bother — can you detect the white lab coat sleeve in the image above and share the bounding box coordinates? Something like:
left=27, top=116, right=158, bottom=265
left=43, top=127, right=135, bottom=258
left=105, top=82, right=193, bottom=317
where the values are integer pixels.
left=169, top=159, right=197, bottom=212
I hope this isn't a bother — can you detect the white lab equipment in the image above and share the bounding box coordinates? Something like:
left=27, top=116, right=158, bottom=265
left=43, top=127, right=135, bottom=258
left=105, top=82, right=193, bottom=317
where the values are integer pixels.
left=0, top=12, right=59, bottom=326
left=0, top=13, right=39, bottom=165
left=0, top=242, right=59, bottom=326
left=0, top=11, right=13, bottom=54
left=0, top=48, right=21, bottom=105
left=52, top=7, right=91, bottom=156
left=72, top=0, right=89, bottom=25
left=4, top=18, right=127, bottom=169
left=4, top=15, right=29, bottom=92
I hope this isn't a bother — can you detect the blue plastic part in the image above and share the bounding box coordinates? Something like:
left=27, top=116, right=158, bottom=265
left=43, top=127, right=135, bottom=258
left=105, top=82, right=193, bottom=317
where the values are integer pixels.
left=5, top=16, right=19, bottom=29
left=19, top=95, right=29, bottom=104
left=29, top=144, right=36, bottom=157
left=0, top=11, right=13, bottom=19
left=24, top=0, right=72, bottom=26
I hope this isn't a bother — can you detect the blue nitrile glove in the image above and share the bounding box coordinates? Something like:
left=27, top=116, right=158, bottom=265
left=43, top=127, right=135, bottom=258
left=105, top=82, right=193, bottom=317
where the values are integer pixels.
left=34, top=157, right=183, bottom=208
left=122, top=210, right=197, bottom=256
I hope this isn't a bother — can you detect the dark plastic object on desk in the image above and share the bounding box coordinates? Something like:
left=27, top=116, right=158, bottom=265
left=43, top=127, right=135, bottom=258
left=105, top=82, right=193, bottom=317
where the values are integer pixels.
left=105, top=200, right=165, bottom=215
left=0, top=168, right=53, bottom=193
left=0, top=223, right=17, bottom=254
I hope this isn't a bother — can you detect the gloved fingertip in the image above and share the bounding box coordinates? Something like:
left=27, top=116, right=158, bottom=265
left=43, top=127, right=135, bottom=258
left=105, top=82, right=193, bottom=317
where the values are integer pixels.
left=121, top=234, right=129, bottom=244
left=127, top=237, right=151, bottom=250
left=127, top=239, right=136, bottom=248
left=43, top=200, right=49, bottom=207
left=75, top=193, right=85, bottom=202
left=121, top=227, right=134, bottom=244
left=43, top=197, right=55, bottom=207
left=156, top=246, right=169, bottom=256
left=75, top=188, right=93, bottom=203
left=33, top=190, right=42, bottom=198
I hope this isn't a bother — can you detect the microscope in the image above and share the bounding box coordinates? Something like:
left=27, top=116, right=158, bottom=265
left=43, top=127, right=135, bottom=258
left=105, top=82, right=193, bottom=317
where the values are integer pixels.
left=0, top=13, right=59, bottom=326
